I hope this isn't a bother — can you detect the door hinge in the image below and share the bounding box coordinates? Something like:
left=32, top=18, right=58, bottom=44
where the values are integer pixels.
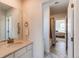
left=71, top=3, right=74, bottom=8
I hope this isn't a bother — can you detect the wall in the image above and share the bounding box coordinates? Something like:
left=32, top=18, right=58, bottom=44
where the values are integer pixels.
left=22, top=0, right=49, bottom=58
left=74, top=0, right=79, bottom=57
left=50, top=13, right=66, bottom=20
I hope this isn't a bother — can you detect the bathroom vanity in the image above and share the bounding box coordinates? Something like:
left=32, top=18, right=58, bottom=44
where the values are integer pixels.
left=0, top=1, right=33, bottom=58
left=0, top=39, right=33, bottom=58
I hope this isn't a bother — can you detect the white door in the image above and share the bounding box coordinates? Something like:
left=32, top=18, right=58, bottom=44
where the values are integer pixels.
left=68, top=0, right=74, bottom=58
left=43, top=3, right=50, bottom=53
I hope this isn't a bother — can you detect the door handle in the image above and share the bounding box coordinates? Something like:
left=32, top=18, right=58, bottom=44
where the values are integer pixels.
left=7, top=30, right=9, bottom=33
left=71, top=37, right=74, bottom=41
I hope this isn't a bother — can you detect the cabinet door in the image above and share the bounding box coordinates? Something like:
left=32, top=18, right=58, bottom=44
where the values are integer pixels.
left=26, top=44, right=32, bottom=51
left=26, top=45, right=33, bottom=58
left=26, top=51, right=33, bottom=58
left=14, top=47, right=26, bottom=58
left=14, top=44, right=33, bottom=58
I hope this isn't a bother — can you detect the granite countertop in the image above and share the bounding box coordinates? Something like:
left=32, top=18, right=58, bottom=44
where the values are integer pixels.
left=0, top=39, right=32, bottom=58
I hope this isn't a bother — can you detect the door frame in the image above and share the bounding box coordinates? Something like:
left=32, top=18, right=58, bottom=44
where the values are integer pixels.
left=42, top=0, right=69, bottom=56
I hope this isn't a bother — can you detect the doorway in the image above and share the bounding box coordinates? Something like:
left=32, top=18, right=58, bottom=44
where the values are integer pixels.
left=43, top=0, right=74, bottom=58
left=49, top=0, right=69, bottom=57
left=50, top=14, right=67, bottom=58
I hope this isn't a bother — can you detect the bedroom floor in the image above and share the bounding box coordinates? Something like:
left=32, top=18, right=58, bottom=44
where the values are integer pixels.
left=45, top=38, right=67, bottom=58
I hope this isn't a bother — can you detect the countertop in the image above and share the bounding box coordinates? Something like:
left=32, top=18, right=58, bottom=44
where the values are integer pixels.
left=0, top=39, right=33, bottom=58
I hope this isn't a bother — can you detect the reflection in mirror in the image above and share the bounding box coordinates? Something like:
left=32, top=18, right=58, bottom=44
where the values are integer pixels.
left=5, top=9, right=18, bottom=41
left=0, top=9, right=6, bottom=41
left=5, top=16, right=13, bottom=40
left=0, top=2, right=22, bottom=42
left=0, top=4, right=14, bottom=42
left=0, top=2, right=20, bottom=41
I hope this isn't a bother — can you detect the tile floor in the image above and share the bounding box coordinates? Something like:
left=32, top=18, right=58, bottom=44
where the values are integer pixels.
left=45, top=38, right=67, bottom=58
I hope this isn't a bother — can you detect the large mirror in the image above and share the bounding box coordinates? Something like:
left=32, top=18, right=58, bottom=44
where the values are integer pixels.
left=0, top=2, right=22, bottom=41
left=0, top=2, right=11, bottom=41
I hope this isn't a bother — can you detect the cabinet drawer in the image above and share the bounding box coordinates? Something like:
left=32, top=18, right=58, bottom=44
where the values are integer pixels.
left=14, top=47, right=26, bottom=57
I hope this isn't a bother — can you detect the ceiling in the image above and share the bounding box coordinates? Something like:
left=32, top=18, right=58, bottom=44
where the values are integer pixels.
left=50, top=0, right=69, bottom=15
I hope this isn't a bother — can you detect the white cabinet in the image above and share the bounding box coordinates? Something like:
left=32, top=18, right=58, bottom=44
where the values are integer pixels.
left=5, top=44, right=33, bottom=58
left=26, top=45, right=33, bottom=58
left=14, top=47, right=26, bottom=58
left=25, top=51, right=33, bottom=58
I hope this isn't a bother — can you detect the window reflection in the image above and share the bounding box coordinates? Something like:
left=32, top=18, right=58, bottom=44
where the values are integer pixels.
left=56, top=20, right=65, bottom=33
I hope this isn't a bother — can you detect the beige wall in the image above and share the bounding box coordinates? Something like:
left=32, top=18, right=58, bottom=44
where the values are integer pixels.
left=22, top=0, right=49, bottom=57
left=50, top=13, right=66, bottom=20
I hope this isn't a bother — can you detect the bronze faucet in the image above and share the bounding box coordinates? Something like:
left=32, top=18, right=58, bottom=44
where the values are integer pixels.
left=7, top=38, right=14, bottom=44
